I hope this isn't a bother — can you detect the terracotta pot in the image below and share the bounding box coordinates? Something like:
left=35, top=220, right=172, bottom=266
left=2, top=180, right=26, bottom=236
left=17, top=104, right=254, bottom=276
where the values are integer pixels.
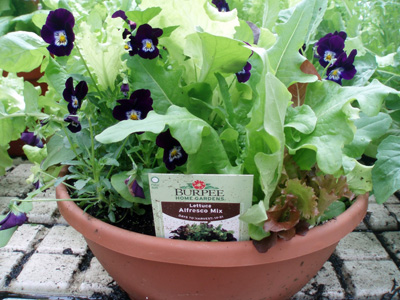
left=56, top=183, right=368, bottom=300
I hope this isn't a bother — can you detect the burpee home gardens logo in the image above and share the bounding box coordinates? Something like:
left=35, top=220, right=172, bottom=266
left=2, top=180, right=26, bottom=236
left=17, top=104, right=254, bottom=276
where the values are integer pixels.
left=149, top=174, right=253, bottom=241
left=175, top=180, right=225, bottom=201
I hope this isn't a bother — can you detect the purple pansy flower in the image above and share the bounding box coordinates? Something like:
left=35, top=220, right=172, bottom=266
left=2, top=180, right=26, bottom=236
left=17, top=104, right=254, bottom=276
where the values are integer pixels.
left=0, top=211, right=28, bottom=231
left=112, top=89, right=153, bottom=121
left=156, top=129, right=188, bottom=171
left=41, top=8, right=75, bottom=56
left=64, top=115, right=82, bottom=133
left=326, top=49, right=357, bottom=85
left=63, top=77, right=88, bottom=114
left=236, top=62, right=252, bottom=83
left=129, top=24, right=163, bottom=59
left=315, top=31, right=347, bottom=68
left=212, top=0, right=230, bottom=12
left=21, top=132, right=44, bottom=148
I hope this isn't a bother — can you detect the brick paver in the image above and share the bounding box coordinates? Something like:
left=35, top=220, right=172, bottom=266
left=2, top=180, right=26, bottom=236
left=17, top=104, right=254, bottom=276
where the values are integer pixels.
left=1, top=162, right=399, bottom=299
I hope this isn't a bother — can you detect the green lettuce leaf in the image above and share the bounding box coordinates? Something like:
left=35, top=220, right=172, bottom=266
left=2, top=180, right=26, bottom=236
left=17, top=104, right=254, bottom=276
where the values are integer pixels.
left=244, top=47, right=292, bottom=205
left=0, top=31, right=47, bottom=73
left=288, top=80, right=399, bottom=175
left=127, top=56, right=184, bottom=114
left=372, top=135, right=400, bottom=204
left=267, top=0, right=322, bottom=86
left=185, top=31, right=252, bottom=85
left=344, top=112, right=392, bottom=158
left=76, top=17, right=126, bottom=92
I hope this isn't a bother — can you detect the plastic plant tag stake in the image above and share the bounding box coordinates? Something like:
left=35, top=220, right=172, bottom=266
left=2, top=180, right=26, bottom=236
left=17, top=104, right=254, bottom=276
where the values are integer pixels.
left=149, top=173, right=253, bottom=241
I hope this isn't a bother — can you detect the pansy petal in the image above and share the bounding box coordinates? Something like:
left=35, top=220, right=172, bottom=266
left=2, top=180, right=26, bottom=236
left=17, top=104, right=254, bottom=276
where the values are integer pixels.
left=112, top=105, right=130, bottom=120
left=131, top=180, right=145, bottom=198
left=75, top=81, right=88, bottom=100
left=40, top=25, right=55, bottom=44
left=112, top=10, right=127, bottom=20
left=63, top=77, right=74, bottom=102
left=21, top=132, right=43, bottom=148
left=0, top=212, right=28, bottom=230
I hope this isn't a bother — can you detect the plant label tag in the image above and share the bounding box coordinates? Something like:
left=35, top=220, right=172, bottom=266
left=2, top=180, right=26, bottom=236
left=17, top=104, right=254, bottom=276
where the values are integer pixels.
left=148, top=173, right=253, bottom=241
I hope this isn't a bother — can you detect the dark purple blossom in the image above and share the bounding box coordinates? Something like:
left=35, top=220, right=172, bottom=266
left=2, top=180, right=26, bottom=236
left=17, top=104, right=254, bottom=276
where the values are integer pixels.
left=131, top=180, right=145, bottom=198
left=0, top=211, right=28, bottom=231
left=112, top=89, right=153, bottom=121
left=326, top=49, right=357, bottom=85
left=21, top=132, right=44, bottom=148
left=156, top=129, right=188, bottom=171
left=63, top=77, right=88, bottom=114
left=121, top=83, right=129, bottom=97
left=129, top=24, right=163, bottom=59
left=236, top=62, right=252, bottom=83
left=64, top=115, right=81, bottom=133
left=125, top=176, right=145, bottom=198
left=212, top=0, right=230, bottom=12
left=315, top=31, right=347, bottom=68
left=41, top=8, right=75, bottom=56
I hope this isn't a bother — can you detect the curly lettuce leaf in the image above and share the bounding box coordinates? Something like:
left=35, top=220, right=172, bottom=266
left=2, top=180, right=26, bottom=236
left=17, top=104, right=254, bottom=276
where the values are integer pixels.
left=284, top=179, right=318, bottom=219
left=287, top=80, right=399, bottom=175
left=76, top=17, right=126, bottom=92
left=344, top=112, right=392, bottom=158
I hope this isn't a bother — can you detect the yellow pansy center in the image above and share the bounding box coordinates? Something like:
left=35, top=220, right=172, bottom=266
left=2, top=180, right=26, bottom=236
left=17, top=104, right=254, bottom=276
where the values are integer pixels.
left=126, top=109, right=141, bottom=120
left=169, top=146, right=183, bottom=162
left=71, top=96, right=79, bottom=108
left=328, top=67, right=343, bottom=81
left=54, top=30, right=68, bottom=46
left=142, top=39, right=155, bottom=52
left=324, top=50, right=336, bottom=63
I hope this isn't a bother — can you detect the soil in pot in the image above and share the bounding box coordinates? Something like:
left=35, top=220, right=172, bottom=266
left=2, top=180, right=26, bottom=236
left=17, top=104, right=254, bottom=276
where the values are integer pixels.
left=84, top=203, right=155, bottom=236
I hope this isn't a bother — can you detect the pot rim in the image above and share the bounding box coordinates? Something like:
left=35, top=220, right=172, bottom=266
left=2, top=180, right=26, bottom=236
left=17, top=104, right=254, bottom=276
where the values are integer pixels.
left=56, top=182, right=368, bottom=267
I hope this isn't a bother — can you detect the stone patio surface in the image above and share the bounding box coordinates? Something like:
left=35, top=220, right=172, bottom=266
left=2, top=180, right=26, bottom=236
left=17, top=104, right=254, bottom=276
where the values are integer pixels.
left=1, top=159, right=400, bottom=300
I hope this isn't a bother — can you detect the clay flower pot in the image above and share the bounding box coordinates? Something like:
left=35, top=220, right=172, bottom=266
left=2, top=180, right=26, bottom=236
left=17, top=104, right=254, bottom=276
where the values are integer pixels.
left=56, top=182, right=368, bottom=300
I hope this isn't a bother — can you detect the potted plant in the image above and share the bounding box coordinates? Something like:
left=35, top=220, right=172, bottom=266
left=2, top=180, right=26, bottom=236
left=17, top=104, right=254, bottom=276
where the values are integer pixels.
left=0, top=0, right=399, bottom=299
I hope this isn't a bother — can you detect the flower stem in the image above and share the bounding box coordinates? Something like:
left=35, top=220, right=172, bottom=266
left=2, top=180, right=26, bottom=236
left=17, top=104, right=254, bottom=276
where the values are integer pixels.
left=62, top=126, right=81, bottom=161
